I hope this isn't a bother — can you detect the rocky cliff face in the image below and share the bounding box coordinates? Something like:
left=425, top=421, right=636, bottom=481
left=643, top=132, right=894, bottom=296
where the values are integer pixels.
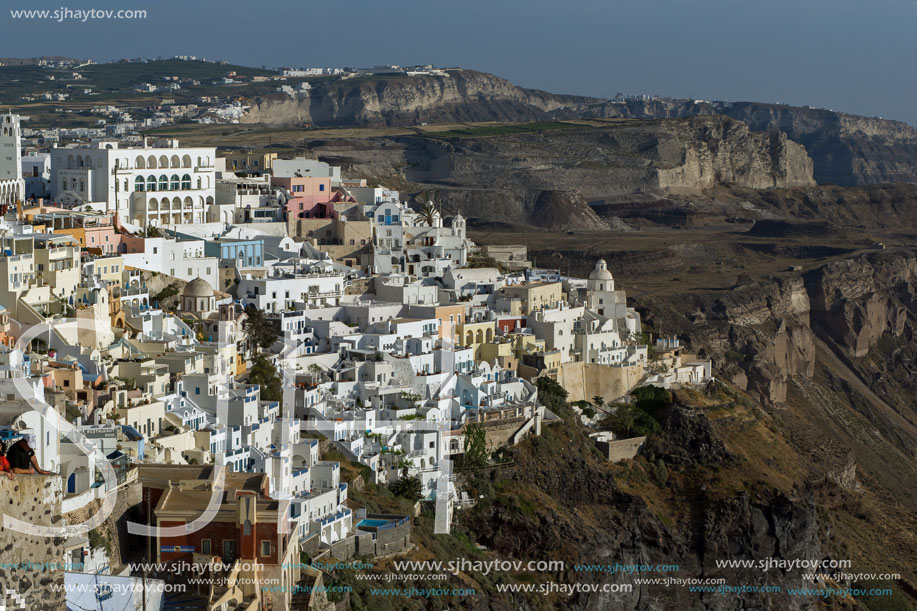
left=241, top=69, right=916, bottom=185
left=460, top=405, right=824, bottom=611
left=242, top=69, right=589, bottom=127
left=804, top=253, right=915, bottom=357
left=637, top=275, right=816, bottom=407
left=654, top=119, right=814, bottom=190
left=302, top=116, right=814, bottom=227
left=638, top=251, right=917, bottom=459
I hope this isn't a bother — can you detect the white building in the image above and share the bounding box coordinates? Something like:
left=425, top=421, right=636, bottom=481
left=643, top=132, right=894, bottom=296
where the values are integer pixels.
left=238, top=271, right=344, bottom=313
left=49, top=138, right=216, bottom=227
left=121, top=237, right=220, bottom=288
left=22, top=152, right=51, bottom=200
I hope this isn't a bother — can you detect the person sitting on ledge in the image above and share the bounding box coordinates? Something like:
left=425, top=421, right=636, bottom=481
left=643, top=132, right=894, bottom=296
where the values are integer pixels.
left=7, top=434, right=52, bottom=475
left=0, top=440, right=15, bottom=480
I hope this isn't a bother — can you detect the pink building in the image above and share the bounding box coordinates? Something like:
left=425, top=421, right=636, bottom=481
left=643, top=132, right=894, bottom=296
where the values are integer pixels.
left=271, top=176, right=333, bottom=220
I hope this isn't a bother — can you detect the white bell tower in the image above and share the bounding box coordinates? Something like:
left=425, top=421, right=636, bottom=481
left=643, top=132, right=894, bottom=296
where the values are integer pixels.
left=0, top=112, right=24, bottom=206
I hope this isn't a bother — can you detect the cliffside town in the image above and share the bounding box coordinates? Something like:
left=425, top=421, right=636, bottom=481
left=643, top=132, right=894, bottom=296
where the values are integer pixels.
left=0, top=113, right=719, bottom=610
left=0, top=57, right=914, bottom=610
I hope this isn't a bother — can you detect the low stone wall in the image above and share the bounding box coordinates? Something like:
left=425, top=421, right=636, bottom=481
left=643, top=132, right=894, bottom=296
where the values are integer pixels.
left=322, top=514, right=412, bottom=561
left=0, top=475, right=66, bottom=611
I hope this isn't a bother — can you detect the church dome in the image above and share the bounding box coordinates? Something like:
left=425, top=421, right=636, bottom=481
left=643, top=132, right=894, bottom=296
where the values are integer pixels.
left=183, top=277, right=213, bottom=299
left=589, top=259, right=614, bottom=281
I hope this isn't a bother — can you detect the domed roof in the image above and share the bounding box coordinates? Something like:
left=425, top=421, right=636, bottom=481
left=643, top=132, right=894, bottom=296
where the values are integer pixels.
left=183, top=277, right=213, bottom=299
left=589, top=259, right=614, bottom=281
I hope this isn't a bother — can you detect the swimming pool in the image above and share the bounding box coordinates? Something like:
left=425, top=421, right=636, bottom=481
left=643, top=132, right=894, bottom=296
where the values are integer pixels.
left=357, top=519, right=389, bottom=528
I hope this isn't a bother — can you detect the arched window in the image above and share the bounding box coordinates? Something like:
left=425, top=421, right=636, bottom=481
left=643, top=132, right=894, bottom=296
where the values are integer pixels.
left=170, top=174, right=180, bottom=190
left=182, top=155, right=192, bottom=168
left=146, top=176, right=157, bottom=192
left=159, top=155, right=168, bottom=168
left=159, top=175, right=168, bottom=191
left=134, top=177, right=145, bottom=192
left=147, top=155, right=157, bottom=169
left=135, top=156, right=145, bottom=169
left=181, top=174, right=191, bottom=189
left=123, top=179, right=129, bottom=191
left=197, top=177, right=202, bottom=189
left=170, top=155, right=180, bottom=168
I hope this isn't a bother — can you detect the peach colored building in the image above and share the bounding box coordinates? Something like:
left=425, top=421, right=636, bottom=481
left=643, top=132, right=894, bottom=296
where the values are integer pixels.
left=271, top=176, right=332, bottom=220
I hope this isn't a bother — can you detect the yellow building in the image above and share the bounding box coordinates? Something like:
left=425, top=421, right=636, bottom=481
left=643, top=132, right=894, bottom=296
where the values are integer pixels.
left=224, top=151, right=278, bottom=175
left=456, top=320, right=496, bottom=360
left=89, top=255, right=124, bottom=287
left=497, top=281, right=563, bottom=314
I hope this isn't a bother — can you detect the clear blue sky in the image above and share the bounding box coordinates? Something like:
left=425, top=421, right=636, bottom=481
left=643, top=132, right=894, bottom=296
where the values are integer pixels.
left=4, top=0, right=916, bottom=125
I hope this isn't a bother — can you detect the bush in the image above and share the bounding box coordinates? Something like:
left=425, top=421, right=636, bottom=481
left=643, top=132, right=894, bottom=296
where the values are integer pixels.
left=603, top=404, right=660, bottom=438
left=652, top=459, right=668, bottom=486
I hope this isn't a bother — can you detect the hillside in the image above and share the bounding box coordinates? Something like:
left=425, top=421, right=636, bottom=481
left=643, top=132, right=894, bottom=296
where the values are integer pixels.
left=298, top=116, right=815, bottom=229
left=239, top=68, right=917, bottom=186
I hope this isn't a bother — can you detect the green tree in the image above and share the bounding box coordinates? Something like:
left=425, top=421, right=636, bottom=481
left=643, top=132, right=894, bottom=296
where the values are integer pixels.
left=243, top=304, right=278, bottom=352
left=390, top=475, right=423, bottom=502
left=248, top=355, right=283, bottom=402
left=463, top=423, right=488, bottom=468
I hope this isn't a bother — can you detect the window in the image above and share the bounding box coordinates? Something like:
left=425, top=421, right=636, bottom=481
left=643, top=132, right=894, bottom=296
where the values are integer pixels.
left=201, top=539, right=211, bottom=555
left=260, top=540, right=271, bottom=556
left=319, top=184, right=325, bottom=192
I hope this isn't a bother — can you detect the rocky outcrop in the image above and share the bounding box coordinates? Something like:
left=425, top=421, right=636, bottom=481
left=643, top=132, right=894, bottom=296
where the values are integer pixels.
left=242, top=69, right=591, bottom=127
left=655, top=120, right=814, bottom=190
left=461, top=409, right=823, bottom=611
left=640, top=406, right=731, bottom=467
left=804, top=252, right=915, bottom=357
left=637, top=275, right=816, bottom=406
